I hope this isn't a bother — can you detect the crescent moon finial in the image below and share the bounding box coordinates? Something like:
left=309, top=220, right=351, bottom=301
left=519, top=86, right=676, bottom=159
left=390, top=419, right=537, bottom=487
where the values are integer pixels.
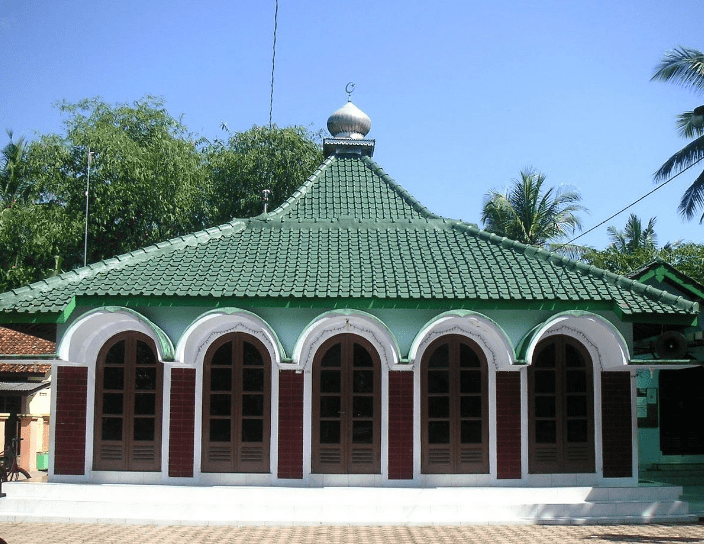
left=345, top=82, right=356, bottom=101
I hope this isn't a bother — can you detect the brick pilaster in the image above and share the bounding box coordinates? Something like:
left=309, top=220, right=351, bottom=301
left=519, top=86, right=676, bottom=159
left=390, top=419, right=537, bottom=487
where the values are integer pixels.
left=496, top=372, right=522, bottom=479
left=53, top=366, right=88, bottom=475
left=602, top=372, right=633, bottom=478
left=388, top=371, right=414, bottom=479
left=168, top=368, right=196, bottom=478
left=278, top=370, right=304, bottom=479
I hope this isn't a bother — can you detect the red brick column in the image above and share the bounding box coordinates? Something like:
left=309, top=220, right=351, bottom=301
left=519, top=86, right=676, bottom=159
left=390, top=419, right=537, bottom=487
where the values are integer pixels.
left=278, top=370, right=304, bottom=479
left=496, top=372, right=522, bottom=479
left=602, top=372, right=633, bottom=478
left=54, top=366, right=88, bottom=475
left=388, top=371, right=414, bottom=479
left=168, top=368, right=196, bottom=478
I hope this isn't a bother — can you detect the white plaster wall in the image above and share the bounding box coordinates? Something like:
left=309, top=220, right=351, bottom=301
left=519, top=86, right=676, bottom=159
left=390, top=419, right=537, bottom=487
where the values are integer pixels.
left=27, top=388, right=51, bottom=415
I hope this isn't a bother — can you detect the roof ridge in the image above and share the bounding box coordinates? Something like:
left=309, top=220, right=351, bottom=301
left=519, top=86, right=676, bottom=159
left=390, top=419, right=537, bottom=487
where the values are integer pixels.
left=450, top=221, right=699, bottom=314
left=359, top=155, right=441, bottom=220
left=0, top=219, right=247, bottom=304
left=266, top=155, right=336, bottom=219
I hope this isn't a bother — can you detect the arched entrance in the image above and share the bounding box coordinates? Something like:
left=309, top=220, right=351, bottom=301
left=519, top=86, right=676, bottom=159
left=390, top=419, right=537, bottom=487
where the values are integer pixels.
left=201, top=333, right=271, bottom=473
left=311, top=334, right=381, bottom=474
left=528, top=335, right=595, bottom=474
left=93, top=331, right=163, bottom=471
left=421, top=335, right=489, bottom=474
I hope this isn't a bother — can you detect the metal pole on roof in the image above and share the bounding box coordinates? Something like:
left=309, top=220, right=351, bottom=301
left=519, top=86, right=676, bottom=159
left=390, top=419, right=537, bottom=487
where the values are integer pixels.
left=268, top=0, right=278, bottom=128
left=83, top=149, right=93, bottom=267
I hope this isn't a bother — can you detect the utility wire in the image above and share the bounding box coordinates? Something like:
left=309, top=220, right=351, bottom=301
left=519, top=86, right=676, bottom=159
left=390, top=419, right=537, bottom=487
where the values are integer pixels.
left=556, top=157, right=704, bottom=250
left=269, top=0, right=278, bottom=128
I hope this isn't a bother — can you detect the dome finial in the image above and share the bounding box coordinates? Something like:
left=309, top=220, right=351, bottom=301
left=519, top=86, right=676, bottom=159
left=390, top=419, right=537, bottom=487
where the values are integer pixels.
left=327, top=86, right=371, bottom=140
left=345, top=82, right=356, bottom=102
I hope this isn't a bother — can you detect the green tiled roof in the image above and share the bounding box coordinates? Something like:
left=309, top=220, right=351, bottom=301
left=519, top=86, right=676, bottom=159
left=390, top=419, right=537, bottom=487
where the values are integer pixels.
left=272, top=155, right=437, bottom=221
left=0, top=152, right=698, bottom=322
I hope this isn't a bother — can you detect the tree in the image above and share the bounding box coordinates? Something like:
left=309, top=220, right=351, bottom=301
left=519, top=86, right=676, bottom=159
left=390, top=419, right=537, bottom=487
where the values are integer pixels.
left=582, top=242, right=704, bottom=284
left=0, top=98, right=325, bottom=291
left=652, top=47, right=704, bottom=221
left=26, top=97, right=210, bottom=266
left=204, top=125, right=323, bottom=224
left=606, top=214, right=658, bottom=253
left=481, top=168, right=586, bottom=247
left=0, top=131, right=34, bottom=208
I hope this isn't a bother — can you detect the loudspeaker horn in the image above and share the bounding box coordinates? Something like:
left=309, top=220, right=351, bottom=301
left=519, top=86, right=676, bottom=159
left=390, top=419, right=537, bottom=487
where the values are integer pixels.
left=654, top=331, right=688, bottom=359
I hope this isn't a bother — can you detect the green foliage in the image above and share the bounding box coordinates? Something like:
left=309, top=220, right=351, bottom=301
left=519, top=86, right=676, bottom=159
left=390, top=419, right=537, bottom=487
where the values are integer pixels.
left=204, top=125, right=323, bottom=223
left=29, top=97, right=210, bottom=263
left=0, top=97, right=323, bottom=291
left=481, top=168, right=586, bottom=247
left=581, top=246, right=658, bottom=277
left=652, top=47, right=704, bottom=221
left=0, top=203, right=80, bottom=292
left=581, top=243, right=704, bottom=285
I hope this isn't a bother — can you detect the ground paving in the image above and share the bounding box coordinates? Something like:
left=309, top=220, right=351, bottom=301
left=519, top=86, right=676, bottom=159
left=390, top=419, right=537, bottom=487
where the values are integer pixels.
left=1, top=522, right=704, bottom=544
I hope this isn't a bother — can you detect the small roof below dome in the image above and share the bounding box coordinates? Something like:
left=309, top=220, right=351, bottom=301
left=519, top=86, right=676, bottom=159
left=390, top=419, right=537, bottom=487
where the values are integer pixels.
left=327, top=101, right=371, bottom=139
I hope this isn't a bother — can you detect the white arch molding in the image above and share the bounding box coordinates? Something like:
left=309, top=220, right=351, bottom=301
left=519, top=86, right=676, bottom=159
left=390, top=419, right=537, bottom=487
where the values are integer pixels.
left=410, top=311, right=515, bottom=370
left=176, top=308, right=284, bottom=369
left=293, top=310, right=401, bottom=371
left=519, top=312, right=630, bottom=371
left=58, top=307, right=174, bottom=365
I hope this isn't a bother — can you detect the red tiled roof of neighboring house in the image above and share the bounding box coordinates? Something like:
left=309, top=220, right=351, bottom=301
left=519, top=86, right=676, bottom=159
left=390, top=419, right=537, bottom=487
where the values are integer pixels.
left=0, top=325, right=56, bottom=355
left=0, top=363, right=51, bottom=373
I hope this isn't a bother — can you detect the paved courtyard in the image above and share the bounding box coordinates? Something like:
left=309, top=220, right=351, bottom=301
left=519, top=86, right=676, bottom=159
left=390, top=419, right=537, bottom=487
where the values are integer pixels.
left=1, top=522, right=704, bottom=544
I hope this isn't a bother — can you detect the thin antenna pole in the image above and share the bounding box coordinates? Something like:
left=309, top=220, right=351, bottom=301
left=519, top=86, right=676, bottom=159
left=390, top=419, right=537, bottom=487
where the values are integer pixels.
left=269, top=0, right=278, bottom=128
left=83, top=149, right=93, bottom=267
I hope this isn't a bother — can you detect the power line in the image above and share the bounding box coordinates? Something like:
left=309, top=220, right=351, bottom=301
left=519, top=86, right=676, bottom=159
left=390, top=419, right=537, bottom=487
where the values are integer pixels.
left=269, top=0, right=278, bottom=128
left=559, top=157, right=704, bottom=249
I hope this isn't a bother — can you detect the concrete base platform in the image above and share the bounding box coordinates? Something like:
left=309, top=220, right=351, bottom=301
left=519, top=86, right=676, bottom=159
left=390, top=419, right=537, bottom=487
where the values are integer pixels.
left=0, top=481, right=696, bottom=526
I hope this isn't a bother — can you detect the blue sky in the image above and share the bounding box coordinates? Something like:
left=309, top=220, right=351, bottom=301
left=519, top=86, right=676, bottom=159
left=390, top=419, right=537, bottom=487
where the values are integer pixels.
left=1, top=0, right=703, bottom=250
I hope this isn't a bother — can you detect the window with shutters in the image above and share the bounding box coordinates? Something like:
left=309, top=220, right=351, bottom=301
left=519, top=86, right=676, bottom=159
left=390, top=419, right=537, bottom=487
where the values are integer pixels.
left=201, top=333, right=271, bottom=473
left=93, top=331, right=162, bottom=471
left=421, top=335, right=489, bottom=474
left=312, top=334, right=381, bottom=474
left=528, top=336, right=595, bottom=474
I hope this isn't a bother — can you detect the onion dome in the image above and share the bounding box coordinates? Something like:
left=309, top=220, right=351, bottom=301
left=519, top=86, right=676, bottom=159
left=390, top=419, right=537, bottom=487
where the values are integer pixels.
left=327, top=101, right=371, bottom=140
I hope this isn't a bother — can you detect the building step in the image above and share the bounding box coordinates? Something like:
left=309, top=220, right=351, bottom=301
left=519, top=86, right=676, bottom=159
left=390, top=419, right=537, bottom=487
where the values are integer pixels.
left=0, top=483, right=694, bottom=526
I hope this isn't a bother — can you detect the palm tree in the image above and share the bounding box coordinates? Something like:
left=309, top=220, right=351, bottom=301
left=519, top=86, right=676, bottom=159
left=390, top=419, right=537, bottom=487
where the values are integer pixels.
left=481, top=168, right=586, bottom=247
left=0, top=130, right=31, bottom=208
left=606, top=214, right=657, bottom=253
left=652, top=47, right=704, bottom=221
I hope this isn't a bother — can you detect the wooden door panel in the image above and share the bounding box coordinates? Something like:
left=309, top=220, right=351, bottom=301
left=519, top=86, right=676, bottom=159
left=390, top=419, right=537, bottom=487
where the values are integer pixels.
left=529, top=337, right=594, bottom=474
left=94, top=333, right=162, bottom=472
left=421, top=336, right=489, bottom=474
left=201, top=335, right=271, bottom=473
left=312, top=335, right=381, bottom=474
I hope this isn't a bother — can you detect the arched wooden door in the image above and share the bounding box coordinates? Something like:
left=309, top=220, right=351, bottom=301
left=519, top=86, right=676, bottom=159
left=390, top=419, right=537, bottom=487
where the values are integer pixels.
left=312, top=334, right=381, bottom=474
left=529, top=336, right=595, bottom=474
left=201, top=333, right=271, bottom=473
left=93, top=331, right=163, bottom=471
left=421, top=335, right=489, bottom=474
